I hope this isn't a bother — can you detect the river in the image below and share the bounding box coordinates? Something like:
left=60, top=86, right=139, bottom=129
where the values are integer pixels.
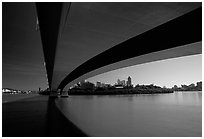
left=56, top=91, right=202, bottom=137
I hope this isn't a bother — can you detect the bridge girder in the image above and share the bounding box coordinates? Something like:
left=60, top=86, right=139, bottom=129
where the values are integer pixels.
left=36, top=3, right=202, bottom=91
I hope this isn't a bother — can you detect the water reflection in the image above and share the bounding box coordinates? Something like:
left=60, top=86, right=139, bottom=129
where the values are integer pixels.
left=56, top=92, right=202, bottom=137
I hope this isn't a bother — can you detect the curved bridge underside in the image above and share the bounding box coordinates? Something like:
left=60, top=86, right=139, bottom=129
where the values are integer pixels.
left=36, top=3, right=201, bottom=91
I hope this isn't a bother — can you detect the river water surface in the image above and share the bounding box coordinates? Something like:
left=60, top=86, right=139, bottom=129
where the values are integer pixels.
left=56, top=91, right=202, bottom=137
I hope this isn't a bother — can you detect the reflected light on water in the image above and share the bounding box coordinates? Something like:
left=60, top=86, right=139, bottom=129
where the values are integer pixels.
left=56, top=92, right=201, bottom=137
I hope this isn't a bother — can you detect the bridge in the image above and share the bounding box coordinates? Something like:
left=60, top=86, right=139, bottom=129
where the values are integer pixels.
left=36, top=2, right=201, bottom=94
left=2, top=2, right=202, bottom=137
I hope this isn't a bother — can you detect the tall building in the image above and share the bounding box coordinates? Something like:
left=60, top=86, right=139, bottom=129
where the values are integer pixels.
left=196, top=81, right=202, bottom=88
left=196, top=81, right=202, bottom=90
left=121, top=80, right=126, bottom=86
left=117, top=79, right=121, bottom=85
left=96, top=81, right=102, bottom=87
left=127, top=76, right=132, bottom=86
left=117, top=79, right=126, bottom=86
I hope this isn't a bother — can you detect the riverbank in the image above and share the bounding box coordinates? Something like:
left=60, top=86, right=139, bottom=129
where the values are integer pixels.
left=68, top=88, right=173, bottom=95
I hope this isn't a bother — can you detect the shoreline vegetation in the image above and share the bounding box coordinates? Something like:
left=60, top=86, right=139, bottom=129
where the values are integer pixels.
left=37, top=81, right=202, bottom=96
left=66, top=82, right=202, bottom=95
left=68, top=87, right=173, bottom=95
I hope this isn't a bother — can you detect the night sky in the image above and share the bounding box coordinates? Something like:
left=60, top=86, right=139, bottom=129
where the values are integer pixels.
left=3, top=3, right=48, bottom=90
left=2, top=2, right=202, bottom=90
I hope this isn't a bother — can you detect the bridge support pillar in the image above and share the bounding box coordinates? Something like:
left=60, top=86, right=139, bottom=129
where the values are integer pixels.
left=50, top=90, right=60, bottom=98
left=49, top=89, right=69, bottom=98
left=60, top=91, right=69, bottom=97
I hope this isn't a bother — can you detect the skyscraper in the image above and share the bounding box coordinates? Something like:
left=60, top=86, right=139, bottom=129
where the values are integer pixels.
left=127, top=76, right=132, bottom=87
left=96, top=82, right=102, bottom=87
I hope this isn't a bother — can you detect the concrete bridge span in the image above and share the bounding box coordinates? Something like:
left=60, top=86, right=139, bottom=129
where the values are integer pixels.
left=36, top=2, right=202, bottom=91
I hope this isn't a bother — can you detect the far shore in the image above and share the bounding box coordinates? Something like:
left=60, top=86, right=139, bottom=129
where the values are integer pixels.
left=173, top=91, right=202, bottom=93
left=67, top=88, right=173, bottom=95
left=2, top=93, right=40, bottom=103
left=3, top=90, right=201, bottom=101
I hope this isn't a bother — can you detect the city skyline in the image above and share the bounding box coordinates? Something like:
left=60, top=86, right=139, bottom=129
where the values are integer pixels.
left=87, top=54, right=202, bottom=88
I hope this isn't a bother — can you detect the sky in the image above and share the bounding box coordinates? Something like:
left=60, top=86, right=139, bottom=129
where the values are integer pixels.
left=87, top=54, right=202, bottom=88
left=2, top=3, right=202, bottom=90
